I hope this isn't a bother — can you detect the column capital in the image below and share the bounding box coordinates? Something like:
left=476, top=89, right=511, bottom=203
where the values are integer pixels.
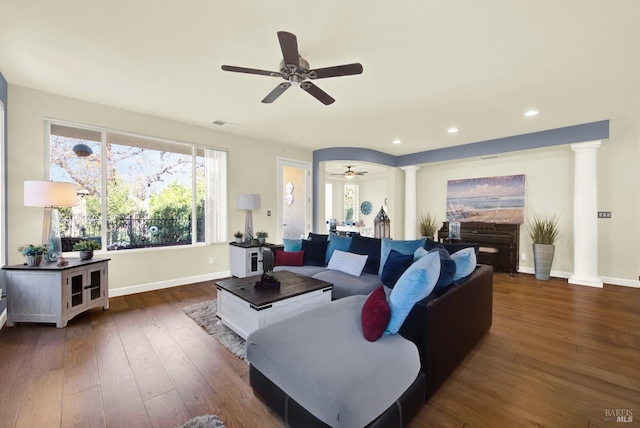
left=400, top=165, right=420, bottom=172
left=571, top=140, right=602, bottom=152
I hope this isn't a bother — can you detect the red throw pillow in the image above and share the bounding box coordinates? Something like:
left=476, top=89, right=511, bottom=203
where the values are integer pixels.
left=274, top=250, right=305, bottom=267
left=361, top=285, right=391, bottom=342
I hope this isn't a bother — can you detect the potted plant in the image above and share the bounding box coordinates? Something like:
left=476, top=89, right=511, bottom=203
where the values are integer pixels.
left=256, top=230, right=268, bottom=245
left=18, top=244, right=49, bottom=267
left=72, top=240, right=101, bottom=260
left=418, top=212, right=439, bottom=240
left=234, top=231, right=244, bottom=244
left=529, top=213, right=559, bottom=280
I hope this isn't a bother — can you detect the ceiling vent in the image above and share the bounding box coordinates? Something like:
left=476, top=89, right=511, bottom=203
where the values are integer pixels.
left=479, top=154, right=501, bottom=160
left=211, top=120, right=237, bottom=128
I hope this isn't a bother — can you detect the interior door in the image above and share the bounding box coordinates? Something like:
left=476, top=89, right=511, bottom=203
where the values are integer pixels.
left=277, top=158, right=311, bottom=242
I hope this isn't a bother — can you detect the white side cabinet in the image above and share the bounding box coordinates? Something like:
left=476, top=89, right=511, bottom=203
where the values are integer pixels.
left=3, top=258, right=109, bottom=328
left=229, top=243, right=283, bottom=278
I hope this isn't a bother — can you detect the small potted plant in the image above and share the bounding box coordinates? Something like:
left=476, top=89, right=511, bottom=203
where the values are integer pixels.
left=418, top=212, right=439, bottom=240
left=234, top=231, right=244, bottom=244
left=18, top=244, right=49, bottom=267
left=72, top=240, right=101, bottom=260
left=256, top=230, right=268, bottom=245
left=254, top=270, right=280, bottom=290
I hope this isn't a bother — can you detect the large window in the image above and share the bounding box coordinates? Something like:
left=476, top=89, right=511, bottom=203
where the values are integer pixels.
left=48, top=121, right=227, bottom=251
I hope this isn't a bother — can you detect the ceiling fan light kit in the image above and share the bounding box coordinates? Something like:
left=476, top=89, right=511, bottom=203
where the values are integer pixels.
left=221, top=31, right=363, bottom=105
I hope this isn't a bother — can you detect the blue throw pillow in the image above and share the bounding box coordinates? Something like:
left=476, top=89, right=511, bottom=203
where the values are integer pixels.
left=385, top=251, right=440, bottom=334
left=301, top=240, right=329, bottom=267
left=381, top=250, right=414, bottom=288
left=325, top=234, right=352, bottom=264
left=413, top=247, right=429, bottom=262
left=450, top=247, right=477, bottom=281
left=283, top=238, right=303, bottom=252
left=428, top=245, right=457, bottom=289
left=379, top=237, right=426, bottom=276
left=349, top=235, right=382, bottom=275
left=425, top=237, right=479, bottom=257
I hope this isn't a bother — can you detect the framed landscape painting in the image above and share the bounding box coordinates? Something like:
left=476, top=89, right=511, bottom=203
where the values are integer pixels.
left=446, top=175, right=525, bottom=224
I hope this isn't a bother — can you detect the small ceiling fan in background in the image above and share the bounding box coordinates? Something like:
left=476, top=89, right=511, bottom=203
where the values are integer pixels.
left=221, top=31, right=363, bottom=105
left=330, top=166, right=368, bottom=179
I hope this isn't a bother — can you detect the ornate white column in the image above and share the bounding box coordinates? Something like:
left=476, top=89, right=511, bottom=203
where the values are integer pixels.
left=401, top=165, right=420, bottom=239
left=569, top=141, right=603, bottom=287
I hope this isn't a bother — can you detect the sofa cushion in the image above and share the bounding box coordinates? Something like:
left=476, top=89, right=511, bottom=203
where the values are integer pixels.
left=327, top=250, right=367, bottom=277
left=325, top=234, right=352, bottom=264
left=302, top=240, right=329, bottom=267
left=379, top=237, right=426, bottom=276
left=349, top=235, right=382, bottom=275
left=451, top=247, right=477, bottom=281
left=308, top=232, right=329, bottom=242
left=246, top=295, right=420, bottom=428
left=274, top=249, right=304, bottom=267
left=428, top=245, right=457, bottom=289
left=361, top=286, right=391, bottom=342
left=312, top=270, right=382, bottom=300
left=385, top=251, right=440, bottom=334
left=413, top=247, right=429, bottom=261
left=273, top=265, right=327, bottom=277
left=283, top=238, right=303, bottom=252
left=381, top=249, right=414, bottom=288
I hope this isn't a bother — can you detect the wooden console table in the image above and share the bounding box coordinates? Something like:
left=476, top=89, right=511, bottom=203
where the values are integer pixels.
left=3, top=258, right=110, bottom=328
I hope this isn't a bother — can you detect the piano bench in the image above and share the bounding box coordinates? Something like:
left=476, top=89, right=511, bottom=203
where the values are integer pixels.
left=478, top=246, right=499, bottom=271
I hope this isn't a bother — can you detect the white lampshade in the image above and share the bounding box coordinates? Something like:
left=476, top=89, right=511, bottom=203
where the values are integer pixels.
left=237, top=194, right=261, bottom=210
left=24, top=181, right=78, bottom=207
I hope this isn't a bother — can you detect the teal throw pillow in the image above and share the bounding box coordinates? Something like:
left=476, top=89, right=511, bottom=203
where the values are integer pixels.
left=325, top=234, right=352, bottom=264
left=385, top=251, right=440, bottom=334
left=379, top=237, right=426, bottom=276
left=413, top=247, right=429, bottom=262
left=451, top=247, right=477, bottom=281
left=283, top=238, right=303, bottom=252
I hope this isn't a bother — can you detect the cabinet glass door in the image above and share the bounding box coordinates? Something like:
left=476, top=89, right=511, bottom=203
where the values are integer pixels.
left=70, top=273, right=84, bottom=308
left=88, top=268, right=102, bottom=301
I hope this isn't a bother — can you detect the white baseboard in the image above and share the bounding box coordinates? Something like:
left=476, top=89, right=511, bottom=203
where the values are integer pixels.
left=517, top=267, right=639, bottom=288
left=109, top=270, right=231, bottom=297
left=0, top=308, right=6, bottom=330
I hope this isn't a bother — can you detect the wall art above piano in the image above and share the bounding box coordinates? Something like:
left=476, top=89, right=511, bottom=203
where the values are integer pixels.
left=446, top=174, right=525, bottom=224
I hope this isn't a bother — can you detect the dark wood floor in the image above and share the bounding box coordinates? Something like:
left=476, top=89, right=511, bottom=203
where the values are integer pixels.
left=0, top=272, right=638, bottom=428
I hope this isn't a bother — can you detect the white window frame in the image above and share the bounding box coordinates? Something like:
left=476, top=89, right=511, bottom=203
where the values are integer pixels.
left=45, top=119, right=228, bottom=252
left=344, top=183, right=359, bottom=224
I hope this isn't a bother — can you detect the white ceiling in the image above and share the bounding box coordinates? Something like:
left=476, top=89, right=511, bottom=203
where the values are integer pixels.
left=1, top=1, right=639, bottom=157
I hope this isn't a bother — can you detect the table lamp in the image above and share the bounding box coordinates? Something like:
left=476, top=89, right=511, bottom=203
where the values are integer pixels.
left=24, top=181, right=78, bottom=260
left=237, top=194, right=261, bottom=243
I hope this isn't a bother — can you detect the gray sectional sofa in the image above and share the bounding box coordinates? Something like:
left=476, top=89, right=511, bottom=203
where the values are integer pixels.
left=249, top=234, right=494, bottom=427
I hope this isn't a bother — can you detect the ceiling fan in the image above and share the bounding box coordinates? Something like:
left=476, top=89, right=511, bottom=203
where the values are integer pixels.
left=330, top=166, right=368, bottom=179
left=221, top=31, right=363, bottom=105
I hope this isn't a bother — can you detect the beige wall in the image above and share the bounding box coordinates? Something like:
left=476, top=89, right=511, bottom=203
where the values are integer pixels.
left=7, top=85, right=311, bottom=291
left=358, top=176, right=386, bottom=228
left=415, top=121, right=639, bottom=282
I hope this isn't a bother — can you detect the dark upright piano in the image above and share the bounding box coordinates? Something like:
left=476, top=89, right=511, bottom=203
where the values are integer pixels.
left=438, top=221, right=520, bottom=274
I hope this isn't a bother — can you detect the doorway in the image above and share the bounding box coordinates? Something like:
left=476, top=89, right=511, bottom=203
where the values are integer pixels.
left=277, top=157, right=311, bottom=242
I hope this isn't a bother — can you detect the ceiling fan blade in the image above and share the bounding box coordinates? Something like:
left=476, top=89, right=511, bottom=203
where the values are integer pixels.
left=221, top=65, right=281, bottom=77
left=300, top=82, right=335, bottom=105
left=309, top=63, right=363, bottom=79
left=277, top=31, right=300, bottom=68
left=355, top=172, right=368, bottom=175
left=262, top=82, right=291, bottom=103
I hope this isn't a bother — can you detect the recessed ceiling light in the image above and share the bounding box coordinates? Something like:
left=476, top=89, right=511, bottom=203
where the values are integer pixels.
left=392, top=139, right=401, bottom=145
left=524, top=110, right=539, bottom=117
left=447, top=127, right=459, bottom=134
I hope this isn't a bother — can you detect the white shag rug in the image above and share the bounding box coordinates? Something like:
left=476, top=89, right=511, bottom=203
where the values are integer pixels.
left=178, top=414, right=226, bottom=428
left=183, top=299, right=248, bottom=362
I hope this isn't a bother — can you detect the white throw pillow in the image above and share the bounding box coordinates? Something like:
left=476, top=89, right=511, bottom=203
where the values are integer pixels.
left=327, top=250, right=368, bottom=277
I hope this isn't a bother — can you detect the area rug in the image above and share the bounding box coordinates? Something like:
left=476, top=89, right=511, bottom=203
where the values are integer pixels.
left=178, top=414, right=226, bottom=428
left=183, top=299, right=247, bottom=362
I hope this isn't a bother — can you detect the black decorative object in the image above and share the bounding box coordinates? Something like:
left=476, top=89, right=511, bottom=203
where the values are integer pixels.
left=254, top=271, right=281, bottom=290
